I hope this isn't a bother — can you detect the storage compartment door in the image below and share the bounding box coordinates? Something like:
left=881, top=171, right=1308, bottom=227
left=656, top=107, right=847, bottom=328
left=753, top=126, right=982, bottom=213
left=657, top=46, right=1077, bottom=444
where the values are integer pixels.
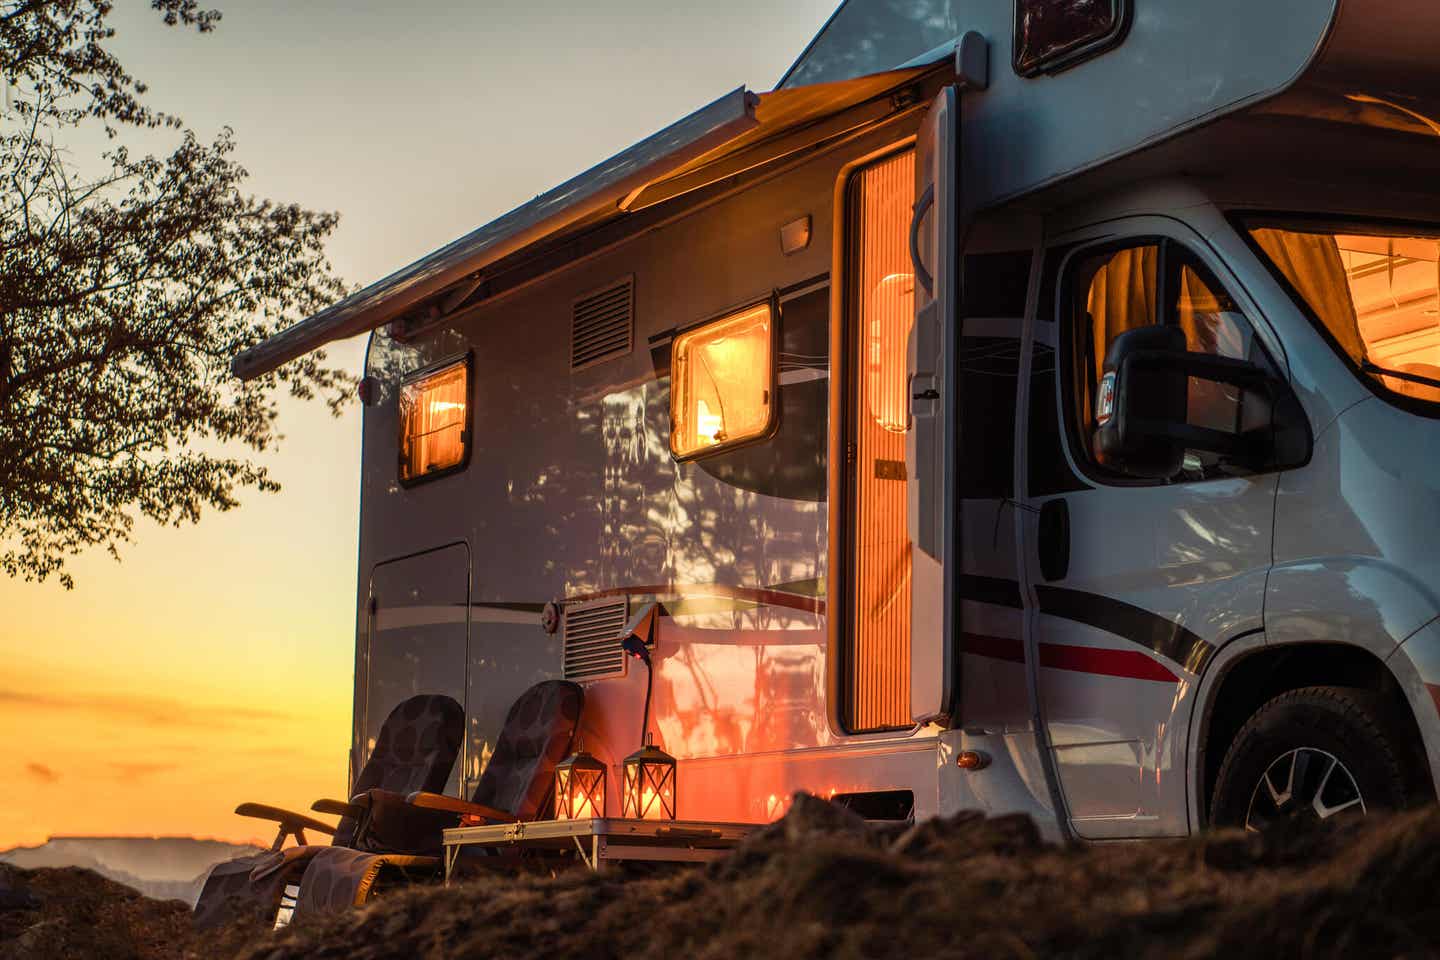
left=363, top=542, right=470, bottom=798
left=907, top=85, right=959, bottom=724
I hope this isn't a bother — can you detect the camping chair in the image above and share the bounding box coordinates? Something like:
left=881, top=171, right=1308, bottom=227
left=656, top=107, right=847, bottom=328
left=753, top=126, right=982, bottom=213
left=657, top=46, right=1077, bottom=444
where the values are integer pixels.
left=289, top=679, right=583, bottom=920
left=192, top=692, right=464, bottom=929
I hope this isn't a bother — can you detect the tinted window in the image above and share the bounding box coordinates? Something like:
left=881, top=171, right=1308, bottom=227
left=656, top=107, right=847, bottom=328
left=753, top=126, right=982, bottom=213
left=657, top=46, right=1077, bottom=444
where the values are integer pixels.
left=1014, top=0, right=1129, bottom=76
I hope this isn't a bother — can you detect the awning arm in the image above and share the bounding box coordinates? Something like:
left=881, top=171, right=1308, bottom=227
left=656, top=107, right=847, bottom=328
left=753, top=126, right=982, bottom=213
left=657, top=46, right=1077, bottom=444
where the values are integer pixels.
left=232, top=87, right=759, bottom=381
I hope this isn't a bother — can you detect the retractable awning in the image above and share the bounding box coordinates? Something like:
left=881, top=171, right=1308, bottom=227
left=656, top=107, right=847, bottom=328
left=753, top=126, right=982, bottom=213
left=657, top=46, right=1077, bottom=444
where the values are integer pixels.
left=232, top=57, right=951, bottom=380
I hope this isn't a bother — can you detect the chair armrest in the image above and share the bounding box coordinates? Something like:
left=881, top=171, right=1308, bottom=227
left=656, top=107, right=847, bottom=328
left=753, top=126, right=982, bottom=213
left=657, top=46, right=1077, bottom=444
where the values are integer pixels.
left=405, top=792, right=514, bottom=822
left=312, top=797, right=364, bottom=819
left=234, top=802, right=337, bottom=836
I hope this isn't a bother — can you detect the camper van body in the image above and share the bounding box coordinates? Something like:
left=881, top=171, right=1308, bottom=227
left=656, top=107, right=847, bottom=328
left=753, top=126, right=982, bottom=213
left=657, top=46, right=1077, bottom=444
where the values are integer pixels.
left=238, top=0, right=1440, bottom=839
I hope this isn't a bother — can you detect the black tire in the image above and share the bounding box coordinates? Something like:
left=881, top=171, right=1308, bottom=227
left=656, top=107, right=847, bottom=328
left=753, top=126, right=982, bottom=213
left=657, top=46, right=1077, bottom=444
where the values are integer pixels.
left=1211, top=685, right=1411, bottom=829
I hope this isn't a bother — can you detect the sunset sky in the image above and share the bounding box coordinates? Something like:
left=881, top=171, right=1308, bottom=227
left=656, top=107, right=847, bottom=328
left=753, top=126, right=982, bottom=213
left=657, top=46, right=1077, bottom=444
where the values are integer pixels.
left=1, top=0, right=839, bottom=849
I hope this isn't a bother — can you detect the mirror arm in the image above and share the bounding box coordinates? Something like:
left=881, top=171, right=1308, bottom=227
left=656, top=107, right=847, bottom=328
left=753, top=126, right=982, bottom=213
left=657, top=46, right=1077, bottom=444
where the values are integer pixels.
left=1128, top=418, right=1269, bottom=462
left=1129, top=349, right=1278, bottom=396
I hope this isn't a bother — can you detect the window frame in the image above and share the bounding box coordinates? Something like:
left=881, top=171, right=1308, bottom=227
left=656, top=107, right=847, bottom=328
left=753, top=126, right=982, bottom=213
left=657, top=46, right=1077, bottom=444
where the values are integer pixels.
left=397, top=352, right=473, bottom=488
left=1013, top=0, right=1133, bottom=78
left=1056, top=235, right=1282, bottom=487
left=667, top=296, right=781, bottom=463
left=1235, top=211, right=1440, bottom=421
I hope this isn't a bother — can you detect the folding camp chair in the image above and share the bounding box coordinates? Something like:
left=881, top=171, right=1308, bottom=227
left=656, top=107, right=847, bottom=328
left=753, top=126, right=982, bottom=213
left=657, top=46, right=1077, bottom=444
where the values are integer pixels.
left=192, top=692, right=463, bottom=928
left=290, top=679, right=583, bottom=919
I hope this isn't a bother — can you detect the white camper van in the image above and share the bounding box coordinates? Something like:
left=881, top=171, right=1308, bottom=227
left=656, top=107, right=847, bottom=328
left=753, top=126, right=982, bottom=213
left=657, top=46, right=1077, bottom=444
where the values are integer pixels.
left=236, top=0, right=1440, bottom=840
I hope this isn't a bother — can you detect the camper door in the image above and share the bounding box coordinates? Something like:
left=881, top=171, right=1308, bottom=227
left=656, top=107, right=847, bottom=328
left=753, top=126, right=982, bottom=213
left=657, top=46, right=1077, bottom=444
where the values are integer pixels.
left=908, top=86, right=958, bottom=724
left=362, top=543, right=470, bottom=798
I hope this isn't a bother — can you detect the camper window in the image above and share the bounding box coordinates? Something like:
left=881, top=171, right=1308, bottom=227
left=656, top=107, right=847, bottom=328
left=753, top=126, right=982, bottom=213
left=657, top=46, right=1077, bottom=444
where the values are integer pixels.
left=1014, top=0, right=1130, bottom=77
left=1246, top=222, right=1440, bottom=408
left=398, top=356, right=470, bottom=483
left=1063, top=241, right=1275, bottom=481
left=669, top=302, right=776, bottom=459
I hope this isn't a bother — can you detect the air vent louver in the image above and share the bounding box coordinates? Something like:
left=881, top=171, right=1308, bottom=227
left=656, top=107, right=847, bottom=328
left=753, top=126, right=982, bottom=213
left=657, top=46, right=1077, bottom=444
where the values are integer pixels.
left=562, top=597, right=629, bottom=681
left=571, top=276, right=634, bottom=370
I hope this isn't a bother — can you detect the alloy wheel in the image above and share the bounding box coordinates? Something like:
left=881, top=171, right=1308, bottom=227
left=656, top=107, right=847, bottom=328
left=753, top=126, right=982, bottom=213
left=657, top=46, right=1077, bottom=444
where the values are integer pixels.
left=1244, top=747, right=1366, bottom=832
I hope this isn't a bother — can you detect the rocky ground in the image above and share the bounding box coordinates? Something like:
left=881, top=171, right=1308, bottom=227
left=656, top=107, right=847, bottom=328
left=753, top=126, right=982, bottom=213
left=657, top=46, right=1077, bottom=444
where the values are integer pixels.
left=6, top=796, right=1440, bottom=959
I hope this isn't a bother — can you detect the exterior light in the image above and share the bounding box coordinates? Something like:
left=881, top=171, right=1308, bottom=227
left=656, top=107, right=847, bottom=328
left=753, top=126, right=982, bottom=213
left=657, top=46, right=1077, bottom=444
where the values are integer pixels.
left=622, top=734, right=677, bottom=820
left=780, top=215, right=812, bottom=255
left=554, top=748, right=606, bottom=820
left=955, top=750, right=990, bottom=771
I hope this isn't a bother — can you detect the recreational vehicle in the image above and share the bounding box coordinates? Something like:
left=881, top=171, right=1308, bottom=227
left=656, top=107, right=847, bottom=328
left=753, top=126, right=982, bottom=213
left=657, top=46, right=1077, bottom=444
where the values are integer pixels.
left=236, top=0, right=1440, bottom=840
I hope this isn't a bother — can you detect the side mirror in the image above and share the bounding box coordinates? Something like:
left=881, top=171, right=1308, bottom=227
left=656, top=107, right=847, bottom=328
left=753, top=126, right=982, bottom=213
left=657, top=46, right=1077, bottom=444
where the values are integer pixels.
left=1093, top=326, right=1188, bottom=479
left=1093, top=325, right=1307, bottom=480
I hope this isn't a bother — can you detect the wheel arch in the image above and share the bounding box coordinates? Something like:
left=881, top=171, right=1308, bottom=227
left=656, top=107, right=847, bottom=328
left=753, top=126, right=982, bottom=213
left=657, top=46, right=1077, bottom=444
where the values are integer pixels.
left=1189, top=636, right=1434, bottom=830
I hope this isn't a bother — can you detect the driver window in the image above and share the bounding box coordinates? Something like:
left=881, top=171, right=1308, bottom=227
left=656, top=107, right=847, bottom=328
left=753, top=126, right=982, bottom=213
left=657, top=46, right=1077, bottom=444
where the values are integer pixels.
left=1064, top=240, right=1274, bottom=482
left=1069, top=243, right=1159, bottom=442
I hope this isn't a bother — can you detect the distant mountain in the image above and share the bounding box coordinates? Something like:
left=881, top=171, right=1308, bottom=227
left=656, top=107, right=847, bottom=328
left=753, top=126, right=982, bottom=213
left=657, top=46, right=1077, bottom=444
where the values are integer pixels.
left=0, top=836, right=265, bottom=905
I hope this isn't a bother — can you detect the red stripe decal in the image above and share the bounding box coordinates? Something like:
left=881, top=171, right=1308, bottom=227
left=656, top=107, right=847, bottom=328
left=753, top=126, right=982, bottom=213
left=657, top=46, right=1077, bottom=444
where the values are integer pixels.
left=1040, top=643, right=1179, bottom=683
left=1426, top=683, right=1440, bottom=718
left=961, top=633, right=1026, bottom=663
left=963, top=633, right=1179, bottom=682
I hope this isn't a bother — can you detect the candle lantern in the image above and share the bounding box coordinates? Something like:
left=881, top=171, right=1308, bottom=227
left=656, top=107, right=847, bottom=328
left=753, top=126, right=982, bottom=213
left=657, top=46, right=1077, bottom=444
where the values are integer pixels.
left=554, top=749, right=606, bottom=820
left=622, top=734, right=677, bottom=820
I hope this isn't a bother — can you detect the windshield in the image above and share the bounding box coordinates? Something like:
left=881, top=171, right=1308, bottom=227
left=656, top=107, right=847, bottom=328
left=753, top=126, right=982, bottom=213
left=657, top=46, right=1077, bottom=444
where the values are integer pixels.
left=1247, top=221, right=1440, bottom=405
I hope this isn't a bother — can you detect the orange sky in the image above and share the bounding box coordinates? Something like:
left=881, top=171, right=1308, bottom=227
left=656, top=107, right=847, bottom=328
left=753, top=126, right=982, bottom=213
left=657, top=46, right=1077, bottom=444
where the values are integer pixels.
left=1, top=0, right=837, bottom=849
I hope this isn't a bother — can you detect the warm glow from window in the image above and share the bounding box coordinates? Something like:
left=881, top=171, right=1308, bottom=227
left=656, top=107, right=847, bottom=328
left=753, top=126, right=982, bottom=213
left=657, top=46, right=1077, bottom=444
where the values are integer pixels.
left=399, top=359, right=468, bottom=482
left=846, top=148, right=915, bottom=733
left=670, top=303, right=774, bottom=458
left=867, top=273, right=915, bottom=432
left=1251, top=226, right=1440, bottom=403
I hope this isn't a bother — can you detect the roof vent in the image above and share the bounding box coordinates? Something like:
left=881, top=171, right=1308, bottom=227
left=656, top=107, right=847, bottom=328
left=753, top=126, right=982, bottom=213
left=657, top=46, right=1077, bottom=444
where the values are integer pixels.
left=571, top=276, right=634, bottom=370
left=562, top=597, right=629, bottom=681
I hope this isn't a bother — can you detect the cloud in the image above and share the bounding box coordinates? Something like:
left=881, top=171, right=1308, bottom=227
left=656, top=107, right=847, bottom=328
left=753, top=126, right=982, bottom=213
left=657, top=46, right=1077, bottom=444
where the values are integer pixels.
left=0, top=688, right=290, bottom=730
left=24, top=762, right=59, bottom=784
left=108, top=762, right=178, bottom=783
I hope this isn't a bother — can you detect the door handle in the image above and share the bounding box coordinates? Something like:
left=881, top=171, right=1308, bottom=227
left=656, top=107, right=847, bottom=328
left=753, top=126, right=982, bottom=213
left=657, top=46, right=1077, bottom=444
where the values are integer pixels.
left=909, top=183, right=935, bottom=297
left=1038, top=498, right=1070, bottom=582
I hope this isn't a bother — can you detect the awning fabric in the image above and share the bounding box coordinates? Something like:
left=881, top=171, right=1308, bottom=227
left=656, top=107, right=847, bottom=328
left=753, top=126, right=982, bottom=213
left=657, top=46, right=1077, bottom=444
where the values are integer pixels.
left=232, top=59, right=947, bottom=380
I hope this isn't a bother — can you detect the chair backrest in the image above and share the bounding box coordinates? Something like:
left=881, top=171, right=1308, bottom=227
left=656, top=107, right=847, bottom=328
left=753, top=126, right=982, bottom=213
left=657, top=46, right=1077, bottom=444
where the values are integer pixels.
left=336, top=693, right=464, bottom=846
left=470, top=680, right=584, bottom=820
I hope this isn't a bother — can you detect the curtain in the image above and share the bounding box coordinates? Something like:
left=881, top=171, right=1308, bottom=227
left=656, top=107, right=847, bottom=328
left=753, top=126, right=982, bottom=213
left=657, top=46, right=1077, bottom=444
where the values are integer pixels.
left=1087, top=245, right=1158, bottom=380
left=1251, top=228, right=1363, bottom=361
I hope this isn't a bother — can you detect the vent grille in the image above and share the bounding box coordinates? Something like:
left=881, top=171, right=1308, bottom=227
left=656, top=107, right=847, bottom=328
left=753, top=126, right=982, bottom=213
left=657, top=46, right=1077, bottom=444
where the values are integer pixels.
left=571, top=277, right=634, bottom=370
left=562, top=597, right=629, bottom=681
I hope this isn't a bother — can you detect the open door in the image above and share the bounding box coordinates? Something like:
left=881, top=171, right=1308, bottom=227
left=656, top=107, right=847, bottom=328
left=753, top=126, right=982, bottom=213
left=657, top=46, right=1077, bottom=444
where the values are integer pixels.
left=907, top=85, right=958, bottom=724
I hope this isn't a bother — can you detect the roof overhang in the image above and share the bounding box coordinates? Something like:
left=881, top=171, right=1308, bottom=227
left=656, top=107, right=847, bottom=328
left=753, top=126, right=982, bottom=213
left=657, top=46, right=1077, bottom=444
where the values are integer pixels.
left=233, top=58, right=949, bottom=381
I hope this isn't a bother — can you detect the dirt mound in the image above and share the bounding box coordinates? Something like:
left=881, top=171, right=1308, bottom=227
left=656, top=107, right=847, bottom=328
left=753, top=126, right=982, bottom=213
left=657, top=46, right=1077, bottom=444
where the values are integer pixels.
left=234, top=794, right=1440, bottom=960
left=0, top=862, right=201, bottom=960
left=11, top=797, right=1440, bottom=959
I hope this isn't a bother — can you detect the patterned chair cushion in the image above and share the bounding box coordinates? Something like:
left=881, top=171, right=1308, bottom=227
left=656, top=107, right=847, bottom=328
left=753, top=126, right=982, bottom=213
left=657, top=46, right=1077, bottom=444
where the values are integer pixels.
left=339, top=693, right=464, bottom=847
left=291, top=680, right=584, bottom=919
left=470, top=680, right=584, bottom=820
left=192, top=693, right=462, bottom=929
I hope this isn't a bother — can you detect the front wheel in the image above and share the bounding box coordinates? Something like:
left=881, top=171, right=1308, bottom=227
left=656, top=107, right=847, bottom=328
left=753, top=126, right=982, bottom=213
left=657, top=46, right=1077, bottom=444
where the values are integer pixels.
left=1211, top=686, right=1411, bottom=830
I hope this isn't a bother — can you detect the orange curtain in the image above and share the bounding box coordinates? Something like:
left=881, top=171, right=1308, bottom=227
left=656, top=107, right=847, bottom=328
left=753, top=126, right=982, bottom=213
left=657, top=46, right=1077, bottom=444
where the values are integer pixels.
left=1252, top=228, right=1362, bottom=361
left=847, top=150, right=915, bottom=732
left=1086, top=246, right=1158, bottom=380
left=402, top=364, right=466, bottom=480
